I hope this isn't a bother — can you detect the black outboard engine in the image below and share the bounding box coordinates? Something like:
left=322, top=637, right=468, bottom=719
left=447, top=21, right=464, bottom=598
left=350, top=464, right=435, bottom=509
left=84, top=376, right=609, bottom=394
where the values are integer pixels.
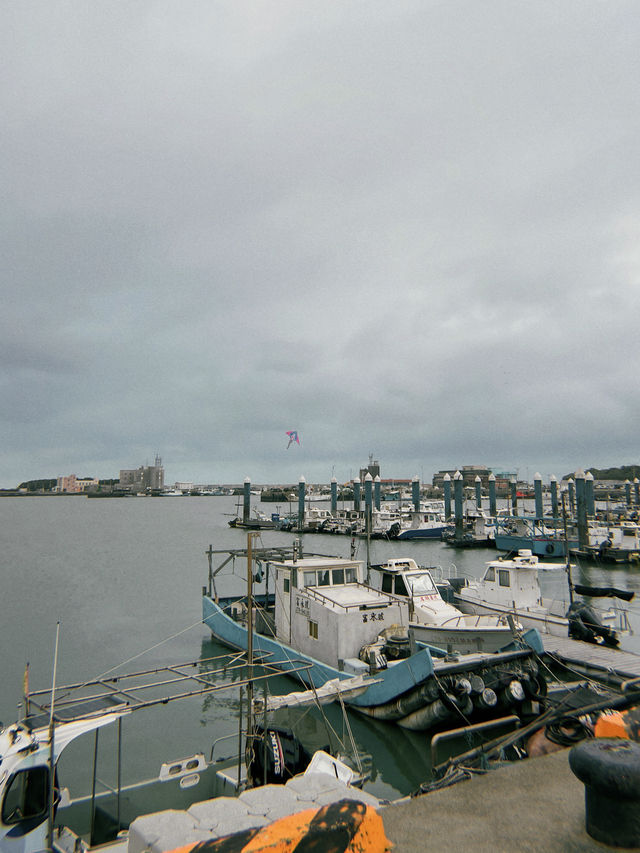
left=566, top=601, right=619, bottom=647
left=388, top=522, right=401, bottom=539
left=248, top=725, right=318, bottom=786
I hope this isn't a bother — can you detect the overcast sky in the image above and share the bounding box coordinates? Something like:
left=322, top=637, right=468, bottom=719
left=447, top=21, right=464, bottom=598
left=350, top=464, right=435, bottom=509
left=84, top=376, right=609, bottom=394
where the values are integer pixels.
left=2, top=1, right=639, bottom=488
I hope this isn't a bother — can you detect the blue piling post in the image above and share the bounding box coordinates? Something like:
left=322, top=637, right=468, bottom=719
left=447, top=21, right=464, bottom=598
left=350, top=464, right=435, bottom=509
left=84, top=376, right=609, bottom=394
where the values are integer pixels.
left=243, top=477, right=251, bottom=524
left=575, top=470, right=587, bottom=549
left=330, top=477, right=338, bottom=514
left=298, top=476, right=306, bottom=530
left=454, top=471, right=463, bottom=537
left=353, top=478, right=361, bottom=512
left=488, top=473, right=496, bottom=517
left=364, top=473, right=373, bottom=512
left=364, top=473, right=373, bottom=535
left=534, top=473, right=543, bottom=520
left=374, top=475, right=381, bottom=510
left=510, top=477, right=518, bottom=516
left=550, top=476, right=558, bottom=519
left=443, top=474, right=452, bottom=521
left=586, top=472, right=595, bottom=517
left=568, top=479, right=575, bottom=516
left=625, top=479, right=632, bottom=509
left=412, top=476, right=420, bottom=512
left=475, top=476, right=482, bottom=510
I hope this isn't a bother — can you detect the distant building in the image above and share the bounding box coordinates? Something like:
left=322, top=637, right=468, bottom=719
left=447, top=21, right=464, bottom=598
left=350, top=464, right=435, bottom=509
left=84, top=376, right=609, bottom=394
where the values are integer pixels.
left=359, top=455, right=381, bottom=482
left=57, top=474, right=80, bottom=493
left=432, top=465, right=513, bottom=495
left=56, top=475, right=99, bottom=493
left=120, top=455, right=165, bottom=493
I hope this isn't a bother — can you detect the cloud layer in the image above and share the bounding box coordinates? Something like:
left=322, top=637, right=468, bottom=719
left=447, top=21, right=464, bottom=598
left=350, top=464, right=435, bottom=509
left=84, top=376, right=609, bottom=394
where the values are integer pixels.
left=2, top=1, right=639, bottom=487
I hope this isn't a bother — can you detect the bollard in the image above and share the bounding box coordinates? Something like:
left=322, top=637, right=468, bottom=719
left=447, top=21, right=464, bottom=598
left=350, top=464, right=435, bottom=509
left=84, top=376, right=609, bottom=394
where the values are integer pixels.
left=569, top=738, right=640, bottom=848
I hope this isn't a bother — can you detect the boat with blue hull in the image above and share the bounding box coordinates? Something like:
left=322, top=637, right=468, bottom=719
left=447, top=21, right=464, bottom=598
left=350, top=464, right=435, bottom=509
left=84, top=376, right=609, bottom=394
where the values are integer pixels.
left=202, top=543, right=546, bottom=731
left=493, top=515, right=576, bottom=557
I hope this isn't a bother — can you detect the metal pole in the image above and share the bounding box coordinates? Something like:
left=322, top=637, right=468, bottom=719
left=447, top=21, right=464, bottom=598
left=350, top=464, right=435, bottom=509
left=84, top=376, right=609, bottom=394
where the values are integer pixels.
left=90, top=728, right=99, bottom=845
left=47, top=622, right=60, bottom=852
left=562, top=492, right=574, bottom=604
left=237, top=686, right=244, bottom=789
left=207, top=544, right=213, bottom=598
left=117, top=716, right=122, bottom=831
left=245, top=532, right=255, bottom=787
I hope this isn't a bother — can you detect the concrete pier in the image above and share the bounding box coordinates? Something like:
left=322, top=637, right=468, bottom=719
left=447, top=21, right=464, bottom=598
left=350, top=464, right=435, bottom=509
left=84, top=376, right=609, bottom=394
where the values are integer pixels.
left=125, top=751, right=608, bottom=853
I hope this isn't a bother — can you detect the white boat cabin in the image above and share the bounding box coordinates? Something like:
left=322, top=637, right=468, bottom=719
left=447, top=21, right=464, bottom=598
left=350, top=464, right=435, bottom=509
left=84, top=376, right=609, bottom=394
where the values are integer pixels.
left=269, top=556, right=406, bottom=670
left=375, top=558, right=466, bottom=626
left=462, top=550, right=545, bottom=611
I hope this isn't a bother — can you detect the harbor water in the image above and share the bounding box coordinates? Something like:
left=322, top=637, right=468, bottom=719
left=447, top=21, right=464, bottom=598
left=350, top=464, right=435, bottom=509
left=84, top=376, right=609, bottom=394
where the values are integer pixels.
left=1, top=495, right=640, bottom=803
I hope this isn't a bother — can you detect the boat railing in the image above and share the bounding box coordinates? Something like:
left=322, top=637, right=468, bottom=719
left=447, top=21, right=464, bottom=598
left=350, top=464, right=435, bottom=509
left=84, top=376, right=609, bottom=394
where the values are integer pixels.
left=303, top=582, right=400, bottom=612
left=431, top=613, right=511, bottom=630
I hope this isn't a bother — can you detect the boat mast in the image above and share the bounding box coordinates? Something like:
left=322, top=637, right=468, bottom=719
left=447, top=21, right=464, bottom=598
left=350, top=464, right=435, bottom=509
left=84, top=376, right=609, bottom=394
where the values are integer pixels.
left=47, top=621, right=60, bottom=851
left=245, top=532, right=258, bottom=787
left=562, top=491, right=574, bottom=604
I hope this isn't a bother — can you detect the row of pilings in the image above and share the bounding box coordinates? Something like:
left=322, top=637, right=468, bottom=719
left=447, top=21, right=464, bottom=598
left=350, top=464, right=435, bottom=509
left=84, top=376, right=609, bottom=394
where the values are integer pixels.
left=240, top=473, right=421, bottom=529
left=240, top=471, right=640, bottom=548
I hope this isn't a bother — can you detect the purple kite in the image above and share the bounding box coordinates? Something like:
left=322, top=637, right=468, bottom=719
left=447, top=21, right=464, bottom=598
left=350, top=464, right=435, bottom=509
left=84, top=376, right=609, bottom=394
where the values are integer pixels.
left=286, top=430, right=300, bottom=448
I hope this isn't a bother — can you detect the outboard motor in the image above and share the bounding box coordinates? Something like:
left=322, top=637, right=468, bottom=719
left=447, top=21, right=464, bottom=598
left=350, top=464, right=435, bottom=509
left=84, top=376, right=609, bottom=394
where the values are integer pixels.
left=388, top=522, right=401, bottom=539
left=248, top=725, right=317, bottom=786
left=566, top=601, right=619, bottom=647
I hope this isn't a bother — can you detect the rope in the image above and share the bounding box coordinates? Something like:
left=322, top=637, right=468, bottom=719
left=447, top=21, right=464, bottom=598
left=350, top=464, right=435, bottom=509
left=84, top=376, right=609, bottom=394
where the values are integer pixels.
left=90, top=619, right=205, bottom=683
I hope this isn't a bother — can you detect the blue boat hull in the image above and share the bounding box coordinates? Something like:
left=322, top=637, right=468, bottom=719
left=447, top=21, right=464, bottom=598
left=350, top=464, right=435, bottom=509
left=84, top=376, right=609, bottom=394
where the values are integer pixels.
left=202, top=594, right=435, bottom=709
left=494, top=534, right=575, bottom=558
left=396, top=526, right=446, bottom=540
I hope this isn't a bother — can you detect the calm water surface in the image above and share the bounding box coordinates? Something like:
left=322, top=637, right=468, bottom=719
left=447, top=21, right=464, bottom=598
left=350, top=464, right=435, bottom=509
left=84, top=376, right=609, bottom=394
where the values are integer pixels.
left=1, top=495, right=639, bottom=801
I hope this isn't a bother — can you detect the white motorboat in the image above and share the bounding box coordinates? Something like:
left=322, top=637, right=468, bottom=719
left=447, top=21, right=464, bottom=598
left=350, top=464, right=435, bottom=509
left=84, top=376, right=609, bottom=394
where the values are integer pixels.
left=373, top=558, right=519, bottom=653
left=452, top=550, right=631, bottom=644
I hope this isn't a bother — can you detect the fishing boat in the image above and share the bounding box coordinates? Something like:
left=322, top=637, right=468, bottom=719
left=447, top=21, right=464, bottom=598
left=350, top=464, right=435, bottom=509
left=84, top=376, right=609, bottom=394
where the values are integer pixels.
left=388, top=509, right=447, bottom=540
left=0, top=651, right=316, bottom=853
left=493, top=515, right=575, bottom=557
left=202, top=540, right=548, bottom=733
left=451, top=549, right=633, bottom=644
left=372, top=558, right=518, bottom=653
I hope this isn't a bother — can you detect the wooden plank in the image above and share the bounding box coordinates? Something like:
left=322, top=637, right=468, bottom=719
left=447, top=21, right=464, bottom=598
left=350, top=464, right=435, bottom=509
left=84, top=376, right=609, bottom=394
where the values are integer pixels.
left=543, top=635, right=640, bottom=678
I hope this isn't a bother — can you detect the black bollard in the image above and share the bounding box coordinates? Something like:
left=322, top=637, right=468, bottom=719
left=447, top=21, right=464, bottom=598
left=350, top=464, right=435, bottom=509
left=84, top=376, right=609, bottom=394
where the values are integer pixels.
left=569, top=738, right=640, bottom=848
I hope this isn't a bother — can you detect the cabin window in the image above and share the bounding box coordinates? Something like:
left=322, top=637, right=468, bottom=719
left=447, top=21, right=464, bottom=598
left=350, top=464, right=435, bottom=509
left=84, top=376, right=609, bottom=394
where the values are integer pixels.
left=318, top=570, right=331, bottom=586
left=291, top=568, right=297, bottom=588
left=303, top=571, right=316, bottom=587
left=308, top=620, right=318, bottom=639
left=332, top=569, right=345, bottom=585
left=2, top=766, right=49, bottom=824
left=485, top=567, right=495, bottom=581
left=283, top=578, right=290, bottom=593
left=395, top=576, right=409, bottom=597
left=498, top=569, right=511, bottom=588
left=381, top=575, right=393, bottom=594
left=345, top=567, right=357, bottom=583
left=406, top=573, right=436, bottom=595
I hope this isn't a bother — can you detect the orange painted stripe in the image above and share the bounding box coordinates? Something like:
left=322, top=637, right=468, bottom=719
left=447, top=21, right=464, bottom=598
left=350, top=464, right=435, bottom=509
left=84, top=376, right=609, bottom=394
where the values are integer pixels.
left=167, top=799, right=391, bottom=853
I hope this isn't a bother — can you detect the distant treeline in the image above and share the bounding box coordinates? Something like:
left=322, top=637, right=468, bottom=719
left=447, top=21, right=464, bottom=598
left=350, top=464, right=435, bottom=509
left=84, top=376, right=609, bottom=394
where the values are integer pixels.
left=16, top=478, right=120, bottom=491
left=562, top=464, right=640, bottom=481
left=18, top=479, right=57, bottom=491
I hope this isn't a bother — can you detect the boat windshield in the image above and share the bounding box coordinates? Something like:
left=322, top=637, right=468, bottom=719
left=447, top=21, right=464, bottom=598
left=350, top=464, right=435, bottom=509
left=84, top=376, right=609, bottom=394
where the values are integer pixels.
left=405, top=572, right=437, bottom=595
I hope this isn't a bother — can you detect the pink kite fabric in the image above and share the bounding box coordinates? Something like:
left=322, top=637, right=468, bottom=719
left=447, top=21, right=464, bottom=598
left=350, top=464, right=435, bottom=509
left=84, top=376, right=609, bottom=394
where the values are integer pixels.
left=286, top=431, right=300, bottom=448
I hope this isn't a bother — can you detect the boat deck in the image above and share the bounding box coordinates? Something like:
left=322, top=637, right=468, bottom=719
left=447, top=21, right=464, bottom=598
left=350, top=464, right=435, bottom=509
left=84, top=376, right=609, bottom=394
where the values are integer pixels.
left=542, top=635, right=640, bottom=682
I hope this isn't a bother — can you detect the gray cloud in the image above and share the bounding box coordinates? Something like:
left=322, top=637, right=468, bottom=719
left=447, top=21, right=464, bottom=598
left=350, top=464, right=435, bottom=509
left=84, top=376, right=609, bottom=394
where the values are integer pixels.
left=2, top=1, right=639, bottom=487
